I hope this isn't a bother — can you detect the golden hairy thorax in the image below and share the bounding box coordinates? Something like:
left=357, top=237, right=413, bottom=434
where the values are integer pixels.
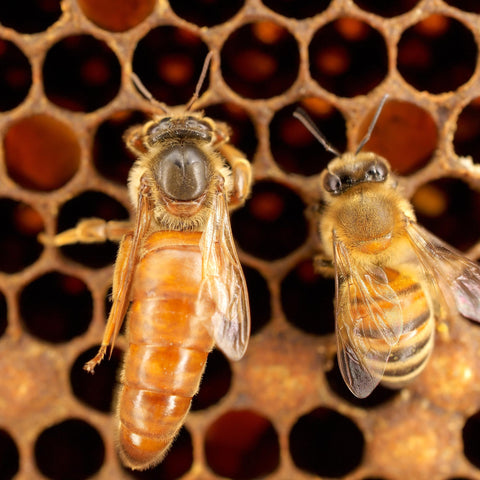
left=320, top=182, right=413, bottom=257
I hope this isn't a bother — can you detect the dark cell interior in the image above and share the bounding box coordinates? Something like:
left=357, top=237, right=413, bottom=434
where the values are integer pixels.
left=43, top=35, right=121, bottom=112
left=309, top=18, right=388, bottom=97
left=221, top=22, right=300, bottom=99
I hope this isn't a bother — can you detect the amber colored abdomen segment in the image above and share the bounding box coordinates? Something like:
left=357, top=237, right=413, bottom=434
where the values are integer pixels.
left=117, top=231, right=215, bottom=470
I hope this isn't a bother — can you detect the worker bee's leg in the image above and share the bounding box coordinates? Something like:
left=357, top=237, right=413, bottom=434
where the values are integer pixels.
left=218, top=143, right=252, bottom=209
left=39, top=219, right=132, bottom=246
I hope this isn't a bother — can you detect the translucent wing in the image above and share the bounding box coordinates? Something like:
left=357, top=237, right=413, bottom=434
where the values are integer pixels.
left=333, top=234, right=403, bottom=398
left=197, top=188, right=250, bottom=360
left=406, top=221, right=480, bottom=322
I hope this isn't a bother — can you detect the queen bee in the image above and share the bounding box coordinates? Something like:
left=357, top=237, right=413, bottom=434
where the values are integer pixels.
left=46, top=53, right=252, bottom=468
left=295, top=97, right=480, bottom=398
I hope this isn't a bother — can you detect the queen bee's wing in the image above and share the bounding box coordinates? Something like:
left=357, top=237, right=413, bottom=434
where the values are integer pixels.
left=196, top=187, right=250, bottom=361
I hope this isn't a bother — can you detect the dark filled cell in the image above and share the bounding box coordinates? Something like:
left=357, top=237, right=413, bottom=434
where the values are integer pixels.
left=353, top=0, right=419, bottom=17
left=133, top=27, right=209, bottom=107
left=221, top=21, right=299, bottom=99
left=4, top=115, right=80, bottom=191
left=0, top=429, right=19, bottom=480
left=124, top=427, right=193, bottom=480
left=412, top=178, right=480, bottom=252
left=0, top=38, right=31, bottom=111
left=263, top=0, right=331, bottom=19
left=93, top=110, right=147, bottom=185
left=309, top=18, right=388, bottom=97
left=0, top=199, right=44, bottom=273
left=0, top=0, right=61, bottom=33
left=191, top=349, right=232, bottom=411
left=398, top=15, right=477, bottom=94
left=57, top=191, right=129, bottom=268
left=204, top=103, right=258, bottom=160
left=35, top=419, right=104, bottom=480
left=453, top=98, right=480, bottom=165
left=463, top=411, right=480, bottom=468
left=170, top=0, right=244, bottom=27
left=243, top=265, right=271, bottom=335
left=289, top=407, right=364, bottom=477
left=444, top=0, right=480, bottom=12
left=70, top=345, right=122, bottom=413
left=43, top=35, right=121, bottom=112
left=271, top=98, right=346, bottom=176
left=0, top=292, right=6, bottom=338
left=281, top=260, right=335, bottom=335
left=205, top=409, right=280, bottom=479
left=78, top=0, right=155, bottom=32
left=20, top=272, right=92, bottom=343
left=231, top=181, right=308, bottom=260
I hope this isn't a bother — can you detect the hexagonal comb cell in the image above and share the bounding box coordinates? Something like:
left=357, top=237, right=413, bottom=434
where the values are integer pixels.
left=397, top=15, right=477, bottom=94
left=0, top=429, right=19, bottom=479
left=43, top=35, right=121, bottom=112
left=77, top=0, right=156, bottom=32
left=353, top=0, right=420, bottom=17
left=205, top=409, right=280, bottom=479
left=289, top=407, right=364, bottom=477
left=132, top=26, right=209, bottom=106
left=4, top=114, right=81, bottom=191
left=454, top=97, right=480, bottom=164
left=0, top=199, right=43, bottom=273
left=262, top=0, right=331, bottom=19
left=309, top=18, right=388, bottom=97
left=169, top=0, right=244, bottom=27
left=221, top=21, right=299, bottom=99
left=34, top=419, right=104, bottom=479
left=0, top=38, right=31, bottom=111
left=281, top=260, right=335, bottom=335
left=231, top=181, right=308, bottom=260
left=20, top=272, right=92, bottom=343
left=0, top=0, right=61, bottom=33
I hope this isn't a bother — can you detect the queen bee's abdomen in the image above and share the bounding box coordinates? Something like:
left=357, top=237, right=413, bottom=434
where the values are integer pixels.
left=116, top=231, right=215, bottom=470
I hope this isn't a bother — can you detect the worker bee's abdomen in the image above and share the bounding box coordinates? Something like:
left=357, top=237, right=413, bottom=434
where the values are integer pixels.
left=116, top=231, right=215, bottom=470
left=360, top=269, right=435, bottom=389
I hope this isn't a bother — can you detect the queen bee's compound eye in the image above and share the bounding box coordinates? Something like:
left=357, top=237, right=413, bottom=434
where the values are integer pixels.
left=146, top=117, right=172, bottom=144
left=43, top=52, right=253, bottom=470
left=295, top=97, right=480, bottom=399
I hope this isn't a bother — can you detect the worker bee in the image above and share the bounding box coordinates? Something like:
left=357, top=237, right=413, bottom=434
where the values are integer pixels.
left=294, top=97, right=480, bottom=398
left=45, top=53, right=252, bottom=469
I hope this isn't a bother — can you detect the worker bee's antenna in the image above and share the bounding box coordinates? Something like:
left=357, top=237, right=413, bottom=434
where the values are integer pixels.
left=355, top=94, right=389, bottom=154
left=293, top=108, right=341, bottom=157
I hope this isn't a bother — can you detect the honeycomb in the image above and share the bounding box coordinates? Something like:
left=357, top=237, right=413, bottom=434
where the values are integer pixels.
left=1, top=0, right=480, bottom=479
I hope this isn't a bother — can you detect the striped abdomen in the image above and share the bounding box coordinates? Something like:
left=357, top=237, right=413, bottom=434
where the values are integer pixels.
left=117, top=230, right=215, bottom=470
left=358, top=267, right=435, bottom=389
